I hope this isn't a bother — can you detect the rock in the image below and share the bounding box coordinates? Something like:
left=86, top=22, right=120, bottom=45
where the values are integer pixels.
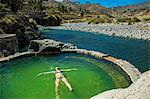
left=2, top=49, right=10, bottom=57
left=91, top=70, right=150, bottom=99
left=0, top=34, right=18, bottom=57
left=28, top=39, right=77, bottom=53
left=29, top=12, right=62, bottom=26
left=0, top=14, right=40, bottom=48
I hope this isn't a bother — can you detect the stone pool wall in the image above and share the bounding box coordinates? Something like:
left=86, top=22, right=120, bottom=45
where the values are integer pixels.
left=0, top=51, right=35, bottom=63
left=91, top=70, right=150, bottom=99
left=62, top=49, right=141, bottom=82
left=0, top=34, right=18, bottom=57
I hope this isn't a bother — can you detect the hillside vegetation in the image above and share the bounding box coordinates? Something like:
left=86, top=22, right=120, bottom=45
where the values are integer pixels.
left=112, top=2, right=150, bottom=22
left=43, top=1, right=150, bottom=25
left=0, top=0, right=62, bottom=48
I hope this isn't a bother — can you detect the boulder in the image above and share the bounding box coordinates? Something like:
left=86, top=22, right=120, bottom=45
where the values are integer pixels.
left=28, top=39, right=77, bottom=53
left=29, top=12, right=62, bottom=26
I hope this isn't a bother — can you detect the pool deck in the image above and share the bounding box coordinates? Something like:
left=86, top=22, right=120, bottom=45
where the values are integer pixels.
left=0, top=48, right=141, bottom=82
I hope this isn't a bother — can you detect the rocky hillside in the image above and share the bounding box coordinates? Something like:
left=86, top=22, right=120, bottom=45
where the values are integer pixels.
left=43, top=1, right=150, bottom=22
left=0, top=0, right=63, bottom=49
left=112, top=2, right=150, bottom=16
left=43, top=1, right=114, bottom=16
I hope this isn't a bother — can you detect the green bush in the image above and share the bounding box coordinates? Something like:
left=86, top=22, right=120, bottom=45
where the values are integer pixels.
left=43, top=15, right=62, bottom=26
left=0, top=3, right=10, bottom=12
left=116, top=17, right=129, bottom=23
left=116, top=17, right=140, bottom=24
left=143, top=18, right=150, bottom=23
left=132, top=17, right=140, bottom=22
left=86, top=17, right=112, bottom=24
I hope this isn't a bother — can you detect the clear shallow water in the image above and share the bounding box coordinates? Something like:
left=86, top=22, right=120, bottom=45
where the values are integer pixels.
left=0, top=54, right=131, bottom=99
left=42, top=29, right=150, bottom=72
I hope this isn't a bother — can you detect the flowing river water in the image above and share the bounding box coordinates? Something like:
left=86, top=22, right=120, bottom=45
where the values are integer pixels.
left=42, top=29, right=150, bottom=72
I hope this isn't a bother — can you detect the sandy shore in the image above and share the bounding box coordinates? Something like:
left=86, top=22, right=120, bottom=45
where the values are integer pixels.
left=48, top=23, right=150, bottom=41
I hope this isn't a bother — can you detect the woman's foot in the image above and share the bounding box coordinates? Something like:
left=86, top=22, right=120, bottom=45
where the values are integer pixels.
left=70, top=88, right=73, bottom=92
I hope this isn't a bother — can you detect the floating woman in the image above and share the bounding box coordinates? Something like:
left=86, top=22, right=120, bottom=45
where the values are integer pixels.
left=37, top=66, right=77, bottom=99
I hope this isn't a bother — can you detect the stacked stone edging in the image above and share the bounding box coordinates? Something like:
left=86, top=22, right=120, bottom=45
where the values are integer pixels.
left=0, top=51, right=35, bottom=63
left=114, top=59, right=141, bottom=81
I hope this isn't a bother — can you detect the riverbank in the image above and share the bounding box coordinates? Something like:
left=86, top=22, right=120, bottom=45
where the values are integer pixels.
left=46, top=23, right=150, bottom=41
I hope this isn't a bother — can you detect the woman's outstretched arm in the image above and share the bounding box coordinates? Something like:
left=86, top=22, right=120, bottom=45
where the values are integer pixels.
left=61, top=68, right=78, bottom=72
left=37, top=71, right=55, bottom=76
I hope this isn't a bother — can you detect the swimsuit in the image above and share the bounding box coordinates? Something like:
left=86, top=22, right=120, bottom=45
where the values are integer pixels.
left=55, top=71, right=62, bottom=74
left=55, top=71, right=64, bottom=80
left=55, top=77, right=64, bottom=80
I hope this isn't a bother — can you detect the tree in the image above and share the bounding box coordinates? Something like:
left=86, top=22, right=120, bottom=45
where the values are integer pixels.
left=0, top=0, right=44, bottom=13
left=80, top=11, right=84, bottom=18
left=58, top=5, right=66, bottom=13
left=34, top=0, right=44, bottom=11
left=0, top=0, right=25, bottom=13
left=69, top=6, right=72, bottom=11
left=0, top=3, right=10, bottom=12
left=132, top=17, right=140, bottom=23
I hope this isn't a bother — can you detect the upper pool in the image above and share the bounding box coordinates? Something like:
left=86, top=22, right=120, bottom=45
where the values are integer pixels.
left=42, top=29, right=150, bottom=72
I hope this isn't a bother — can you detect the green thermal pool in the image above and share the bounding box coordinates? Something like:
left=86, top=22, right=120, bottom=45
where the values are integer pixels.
left=0, top=53, right=131, bottom=99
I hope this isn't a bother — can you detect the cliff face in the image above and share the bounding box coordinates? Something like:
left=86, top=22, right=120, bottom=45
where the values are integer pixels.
left=112, top=2, right=150, bottom=16
left=0, top=14, right=40, bottom=48
left=91, top=70, right=150, bottom=99
left=0, top=34, right=18, bottom=57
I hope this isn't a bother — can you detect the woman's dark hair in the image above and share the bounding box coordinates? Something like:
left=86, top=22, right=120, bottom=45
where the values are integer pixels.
left=57, top=67, right=60, bottom=70
left=55, top=67, right=60, bottom=70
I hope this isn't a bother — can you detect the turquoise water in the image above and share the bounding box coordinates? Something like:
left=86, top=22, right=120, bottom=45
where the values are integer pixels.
left=0, top=54, right=131, bottom=99
left=42, top=29, right=150, bottom=72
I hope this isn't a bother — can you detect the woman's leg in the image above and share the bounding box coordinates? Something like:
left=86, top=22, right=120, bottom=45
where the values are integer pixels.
left=62, top=77, right=73, bottom=91
left=55, top=79, right=60, bottom=99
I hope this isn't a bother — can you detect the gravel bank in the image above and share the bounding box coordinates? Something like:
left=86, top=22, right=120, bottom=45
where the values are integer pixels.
left=48, top=23, right=150, bottom=41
